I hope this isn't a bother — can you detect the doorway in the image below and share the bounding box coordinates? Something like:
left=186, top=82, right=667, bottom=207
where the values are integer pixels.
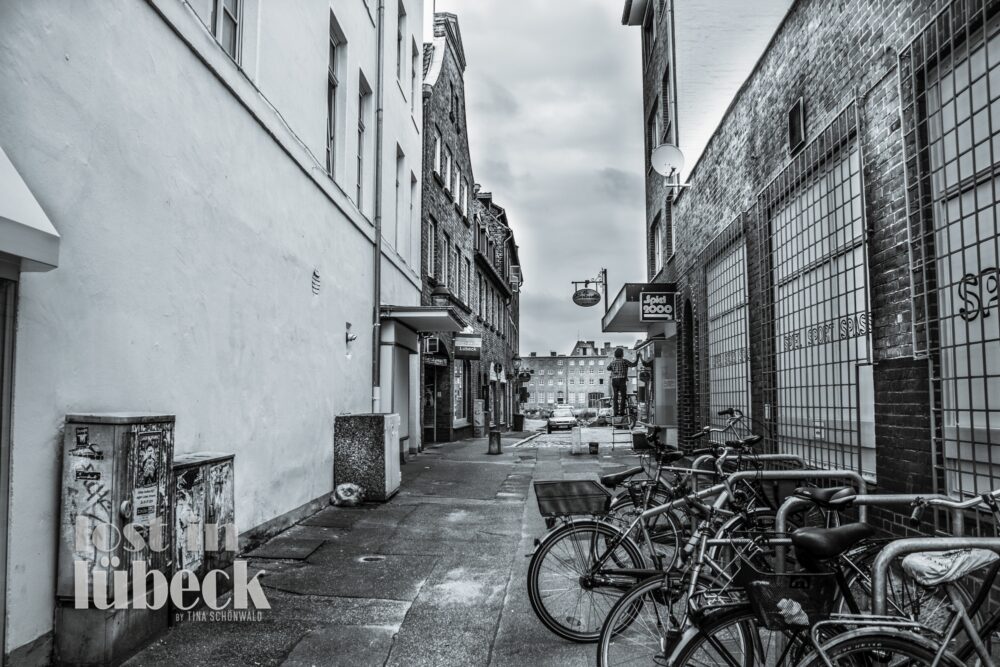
left=423, top=365, right=438, bottom=443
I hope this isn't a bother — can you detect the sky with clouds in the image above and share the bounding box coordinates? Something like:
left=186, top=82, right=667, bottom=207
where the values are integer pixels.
left=424, top=0, right=647, bottom=356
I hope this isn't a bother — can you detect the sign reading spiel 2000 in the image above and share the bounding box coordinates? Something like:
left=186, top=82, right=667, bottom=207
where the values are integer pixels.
left=639, top=291, right=676, bottom=322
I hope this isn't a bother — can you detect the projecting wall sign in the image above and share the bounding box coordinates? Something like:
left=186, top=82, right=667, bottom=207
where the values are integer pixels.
left=639, top=291, right=676, bottom=322
left=572, top=288, right=601, bottom=307
left=454, top=334, right=482, bottom=360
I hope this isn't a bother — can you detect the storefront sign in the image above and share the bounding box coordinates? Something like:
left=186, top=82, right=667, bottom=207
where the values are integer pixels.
left=958, top=267, right=998, bottom=322
left=639, top=291, right=676, bottom=322
left=573, top=288, right=601, bottom=307
left=423, top=355, right=447, bottom=367
left=454, top=334, right=482, bottom=359
left=782, top=312, right=872, bottom=351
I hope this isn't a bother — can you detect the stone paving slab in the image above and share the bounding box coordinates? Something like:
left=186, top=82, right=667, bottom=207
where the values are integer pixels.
left=245, top=537, right=325, bottom=560
left=263, top=553, right=437, bottom=601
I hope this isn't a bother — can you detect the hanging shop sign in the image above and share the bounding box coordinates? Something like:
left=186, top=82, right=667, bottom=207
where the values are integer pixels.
left=454, top=334, right=482, bottom=359
left=573, top=288, right=602, bottom=307
left=639, top=291, right=676, bottom=322
left=423, top=355, right=448, bottom=367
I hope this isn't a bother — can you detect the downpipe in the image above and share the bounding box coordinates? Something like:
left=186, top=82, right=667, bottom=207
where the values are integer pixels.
left=370, top=0, right=386, bottom=412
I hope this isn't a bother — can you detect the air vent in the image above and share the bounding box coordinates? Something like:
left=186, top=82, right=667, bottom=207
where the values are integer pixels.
left=788, top=98, right=805, bottom=155
left=311, top=269, right=321, bottom=295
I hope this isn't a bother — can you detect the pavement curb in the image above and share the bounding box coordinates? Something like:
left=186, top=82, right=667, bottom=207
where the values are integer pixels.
left=510, top=432, right=542, bottom=448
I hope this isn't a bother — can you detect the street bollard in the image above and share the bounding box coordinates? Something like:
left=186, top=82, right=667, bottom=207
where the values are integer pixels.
left=487, top=430, right=502, bottom=455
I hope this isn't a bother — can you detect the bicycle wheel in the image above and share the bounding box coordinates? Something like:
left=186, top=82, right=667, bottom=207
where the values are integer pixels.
left=606, top=492, right=683, bottom=571
left=840, top=542, right=978, bottom=634
left=666, top=606, right=809, bottom=667
left=596, top=572, right=727, bottom=666
left=800, top=628, right=965, bottom=667
left=527, top=520, right=646, bottom=642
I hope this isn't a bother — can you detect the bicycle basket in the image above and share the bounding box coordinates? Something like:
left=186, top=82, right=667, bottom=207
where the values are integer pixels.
left=533, top=480, right=611, bottom=517
left=733, top=555, right=838, bottom=631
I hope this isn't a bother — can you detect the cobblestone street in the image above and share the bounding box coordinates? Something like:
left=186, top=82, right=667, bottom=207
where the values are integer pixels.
left=127, top=430, right=637, bottom=666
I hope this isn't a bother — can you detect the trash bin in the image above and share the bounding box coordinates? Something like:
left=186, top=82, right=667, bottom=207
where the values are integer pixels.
left=513, top=413, right=525, bottom=431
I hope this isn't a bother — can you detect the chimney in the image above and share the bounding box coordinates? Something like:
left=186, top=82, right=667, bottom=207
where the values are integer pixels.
left=550, top=351, right=556, bottom=356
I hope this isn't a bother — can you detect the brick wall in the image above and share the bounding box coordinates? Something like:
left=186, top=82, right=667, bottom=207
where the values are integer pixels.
left=642, top=0, right=953, bottom=494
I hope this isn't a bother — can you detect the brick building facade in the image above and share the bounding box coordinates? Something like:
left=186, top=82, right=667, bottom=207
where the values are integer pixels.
left=420, top=14, right=523, bottom=444
left=626, top=0, right=1000, bottom=527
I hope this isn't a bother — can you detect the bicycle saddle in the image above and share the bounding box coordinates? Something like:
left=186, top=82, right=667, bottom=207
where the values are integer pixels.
left=724, top=434, right=762, bottom=448
left=791, top=522, right=874, bottom=560
left=656, top=449, right=684, bottom=463
left=792, top=485, right=856, bottom=509
left=902, top=548, right=1000, bottom=586
left=600, top=466, right=644, bottom=488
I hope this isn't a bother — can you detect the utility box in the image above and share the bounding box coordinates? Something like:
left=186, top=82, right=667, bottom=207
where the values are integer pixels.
left=172, top=452, right=236, bottom=581
left=334, top=414, right=400, bottom=502
left=55, top=413, right=175, bottom=666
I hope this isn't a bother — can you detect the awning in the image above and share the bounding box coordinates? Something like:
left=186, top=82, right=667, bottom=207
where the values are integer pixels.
left=0, top=146, right=60, bottom=272
left=602, top=282, right=678, bottom=334
left=380, top=305, right=465, bottom=333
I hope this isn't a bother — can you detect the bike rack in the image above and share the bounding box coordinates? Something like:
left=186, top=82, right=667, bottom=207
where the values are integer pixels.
left=774, top=493, right=967, bottom=573
left=870, top=537, right=1000, bottom=616
left=690, top=452, right=806, bottom=473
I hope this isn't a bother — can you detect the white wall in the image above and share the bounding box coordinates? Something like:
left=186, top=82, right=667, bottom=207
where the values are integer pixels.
left=0, top=0, right=421, bottom=656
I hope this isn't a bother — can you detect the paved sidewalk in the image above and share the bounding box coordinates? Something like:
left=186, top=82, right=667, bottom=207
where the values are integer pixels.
left=127, top=432, right=638, bottom=666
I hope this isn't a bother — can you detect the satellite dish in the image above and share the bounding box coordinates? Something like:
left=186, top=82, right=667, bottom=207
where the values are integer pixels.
left=651, top=143, right=685, bottom=178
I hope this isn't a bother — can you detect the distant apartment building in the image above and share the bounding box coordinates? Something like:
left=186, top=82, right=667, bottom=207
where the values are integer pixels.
left=420, top=13, right=523, bottom=443
left=522, top=341, right=639, bottom=411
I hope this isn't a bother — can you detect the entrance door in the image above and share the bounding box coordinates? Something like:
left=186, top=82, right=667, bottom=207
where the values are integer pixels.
left=0, top=280, right=16, bottom=654
left=423, top=366, right=437, bottom=443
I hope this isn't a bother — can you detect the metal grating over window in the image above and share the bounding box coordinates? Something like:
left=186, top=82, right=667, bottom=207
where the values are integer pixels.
left=703, top=217, right=752, bottom=430
left=754, top=101, right=875, bottom=480
left=900, top=0, right=1000, bottom=503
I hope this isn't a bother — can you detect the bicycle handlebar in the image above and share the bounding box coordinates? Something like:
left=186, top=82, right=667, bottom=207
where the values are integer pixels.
left=912, top=488, right=1000, bottom=512
left=717, top=408, right=734, bottom=417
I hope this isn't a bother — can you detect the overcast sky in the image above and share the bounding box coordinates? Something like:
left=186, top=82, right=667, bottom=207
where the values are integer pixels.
left=422, top=0, right=792, bottom=357
left=425, top=0, right=646, bottom=356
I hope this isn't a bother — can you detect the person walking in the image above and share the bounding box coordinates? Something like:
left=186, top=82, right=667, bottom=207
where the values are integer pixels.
left=607, top=348, right=639, bottom=418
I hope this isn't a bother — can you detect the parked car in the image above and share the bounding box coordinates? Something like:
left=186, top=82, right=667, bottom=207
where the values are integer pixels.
left=547, top=407, right=578, bottom=433
left=593, top=406, right=614, bottom=426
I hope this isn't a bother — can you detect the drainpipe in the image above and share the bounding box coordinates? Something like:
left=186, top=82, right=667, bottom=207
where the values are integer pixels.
left=371, top=0, right=386, bottom=413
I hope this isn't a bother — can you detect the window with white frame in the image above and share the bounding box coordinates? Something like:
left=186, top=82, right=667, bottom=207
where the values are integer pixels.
left=651, top=214, right=663, bottom=275
left=426, top=217, right=437, bottom=277
left=357, top=77, right=372, bottom=211
left=411, top=41, right=419, bottom=114
left=444, top=148, right=453, bottom=194
left=433, top=129, right=442, bottom=175
left=326, top=16, right=345, bottom=177
left=396, top=1, right=406, bottom=81
left=211, top=0, right=241, bottom=63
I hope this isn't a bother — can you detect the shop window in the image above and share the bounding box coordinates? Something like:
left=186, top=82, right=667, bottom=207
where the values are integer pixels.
left=706, top=226, right=751, bottom=429
left=757, top=102, right=873, bottom=478
left=901, top=5, right=1000, bottom=498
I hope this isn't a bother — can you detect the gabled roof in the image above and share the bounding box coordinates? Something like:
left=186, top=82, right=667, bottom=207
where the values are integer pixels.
left=423, top=13, right=466, bottom=89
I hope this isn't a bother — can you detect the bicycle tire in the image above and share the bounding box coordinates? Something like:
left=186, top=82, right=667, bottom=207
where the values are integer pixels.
left=527, top=520, right=646, bottom=642
left=596, top=572, right=727, bottom=666
left=660, top=605, right=810, bottom=667
left=799, top=627, right=965, bottom=667
left=606, top=492, right=683, bottom=571
left=840, top=541, right=979, bottom=634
